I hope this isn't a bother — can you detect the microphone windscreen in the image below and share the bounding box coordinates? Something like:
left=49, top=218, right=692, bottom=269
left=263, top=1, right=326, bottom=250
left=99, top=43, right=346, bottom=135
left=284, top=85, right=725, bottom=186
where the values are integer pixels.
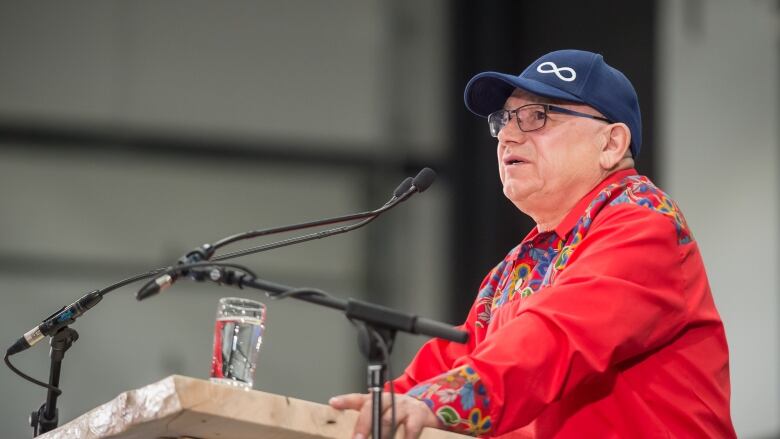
left=412, top=168, right=436, bottom=192
left=393, top=177, right=414, bottom=197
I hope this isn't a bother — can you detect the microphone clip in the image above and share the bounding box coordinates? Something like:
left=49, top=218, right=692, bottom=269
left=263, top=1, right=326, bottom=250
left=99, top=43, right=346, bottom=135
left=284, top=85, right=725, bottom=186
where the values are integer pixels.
left=201, top=266, right=250, bottom=289
left=177, top=244, right=216, bottom=281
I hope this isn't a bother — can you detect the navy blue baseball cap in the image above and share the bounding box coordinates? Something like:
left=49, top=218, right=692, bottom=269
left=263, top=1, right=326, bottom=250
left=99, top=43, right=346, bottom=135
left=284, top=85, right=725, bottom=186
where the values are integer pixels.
left=464, top=49, right=642, bottom=158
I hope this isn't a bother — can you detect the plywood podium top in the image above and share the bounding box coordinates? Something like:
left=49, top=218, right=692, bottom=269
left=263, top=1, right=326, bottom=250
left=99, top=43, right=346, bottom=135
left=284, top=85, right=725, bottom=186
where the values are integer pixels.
left=38, top=375, right=468, bottom=439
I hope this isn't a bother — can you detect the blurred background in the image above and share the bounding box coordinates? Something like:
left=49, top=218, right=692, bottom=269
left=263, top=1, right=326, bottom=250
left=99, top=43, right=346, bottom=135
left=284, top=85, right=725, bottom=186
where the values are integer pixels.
left=0, top=1, right=776, bottom=437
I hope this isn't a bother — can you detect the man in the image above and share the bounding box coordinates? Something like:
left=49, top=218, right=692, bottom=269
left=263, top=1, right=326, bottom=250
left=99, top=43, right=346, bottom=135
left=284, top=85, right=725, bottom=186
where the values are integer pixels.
left=330, top=50, right=736, bottom=438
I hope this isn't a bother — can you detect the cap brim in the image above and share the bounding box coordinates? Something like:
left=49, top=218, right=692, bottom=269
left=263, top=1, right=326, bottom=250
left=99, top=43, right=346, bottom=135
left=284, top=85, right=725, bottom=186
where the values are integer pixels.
left=464, top=72, right=585, bottom=117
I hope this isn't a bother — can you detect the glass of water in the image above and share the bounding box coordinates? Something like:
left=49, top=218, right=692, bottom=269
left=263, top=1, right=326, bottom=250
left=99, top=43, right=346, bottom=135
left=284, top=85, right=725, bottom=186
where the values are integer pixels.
left=210, top=297, right=266, bottom=390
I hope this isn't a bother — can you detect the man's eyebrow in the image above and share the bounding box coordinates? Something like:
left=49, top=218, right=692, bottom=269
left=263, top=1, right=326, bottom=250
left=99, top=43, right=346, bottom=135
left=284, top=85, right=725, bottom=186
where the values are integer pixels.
left=503, top=101, right=545, bottom=110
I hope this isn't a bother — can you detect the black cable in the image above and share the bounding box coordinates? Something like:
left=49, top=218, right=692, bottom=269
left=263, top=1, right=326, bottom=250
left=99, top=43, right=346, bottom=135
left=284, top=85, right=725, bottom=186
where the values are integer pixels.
left=344, top=318, right=395, bottom=436
left=212, top=216, right=377, bottom=262
left=4, top=352, right=62, bottom=395
left=98, top=267, right=169, bottom=295
left=370, top=327, right=396, bottom=439
left=264, top=287, right=333, bottom=301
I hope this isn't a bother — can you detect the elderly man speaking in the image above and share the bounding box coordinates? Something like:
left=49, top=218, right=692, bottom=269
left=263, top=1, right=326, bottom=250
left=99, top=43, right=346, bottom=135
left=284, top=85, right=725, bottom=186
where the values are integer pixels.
left=330, top=50, right=736, bottom=438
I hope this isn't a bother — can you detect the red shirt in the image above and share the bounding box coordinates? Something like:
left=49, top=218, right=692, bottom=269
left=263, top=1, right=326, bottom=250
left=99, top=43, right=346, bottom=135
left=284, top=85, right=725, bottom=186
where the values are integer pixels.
left=391, top=169, right=736, bottom=438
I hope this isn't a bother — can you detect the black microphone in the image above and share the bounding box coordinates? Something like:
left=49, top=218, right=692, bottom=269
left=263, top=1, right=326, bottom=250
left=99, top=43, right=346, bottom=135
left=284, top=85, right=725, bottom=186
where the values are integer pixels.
left=136, top=169, right=436, bottom=301
left=393, top=177, right=413, bottom=198
left=411, top=167, right=436, bottom=193
left=7, top=290, right=102, bottom=356
left=387, top=168, right=434, bottom=203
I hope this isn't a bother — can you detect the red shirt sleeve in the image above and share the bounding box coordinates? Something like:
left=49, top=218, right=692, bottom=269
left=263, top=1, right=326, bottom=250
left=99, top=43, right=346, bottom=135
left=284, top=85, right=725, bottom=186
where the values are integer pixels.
left=386, top=265, right=500, bottom=394
left=405, top=204, right=691, bottom=436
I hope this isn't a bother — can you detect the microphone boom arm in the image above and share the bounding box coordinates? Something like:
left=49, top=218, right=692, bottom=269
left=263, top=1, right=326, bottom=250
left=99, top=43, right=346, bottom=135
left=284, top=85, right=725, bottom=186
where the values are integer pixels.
left=179, top=264, right=469, bottom=344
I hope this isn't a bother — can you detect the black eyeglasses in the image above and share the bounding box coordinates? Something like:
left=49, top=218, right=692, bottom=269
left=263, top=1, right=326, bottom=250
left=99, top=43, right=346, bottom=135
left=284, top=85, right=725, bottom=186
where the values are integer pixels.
left=487, top=103, right=611, bottom=137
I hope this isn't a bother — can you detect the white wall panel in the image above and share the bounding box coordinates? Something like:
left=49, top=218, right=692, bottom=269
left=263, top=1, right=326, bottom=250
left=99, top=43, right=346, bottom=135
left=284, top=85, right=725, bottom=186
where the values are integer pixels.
left=0, top=1, right=452, bottom=436
left=658, top=1, right=779, bottom=436
left=0, top=0, right=447, bottom=152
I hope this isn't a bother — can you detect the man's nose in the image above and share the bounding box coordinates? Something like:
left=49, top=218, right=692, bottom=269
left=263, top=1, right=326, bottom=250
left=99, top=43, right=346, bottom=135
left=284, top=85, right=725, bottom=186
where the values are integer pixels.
left=497, top=118, right=528, bottom=145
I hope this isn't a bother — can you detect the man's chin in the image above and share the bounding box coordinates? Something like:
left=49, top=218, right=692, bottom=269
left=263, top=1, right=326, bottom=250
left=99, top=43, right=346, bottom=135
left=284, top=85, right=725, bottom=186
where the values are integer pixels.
left=503, top=185, right=533, bottom=207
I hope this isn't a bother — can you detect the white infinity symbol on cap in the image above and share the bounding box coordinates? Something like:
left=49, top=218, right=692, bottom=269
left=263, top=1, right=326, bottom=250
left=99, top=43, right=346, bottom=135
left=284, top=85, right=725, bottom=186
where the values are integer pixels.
left=536, top=61, right=576, bottom=82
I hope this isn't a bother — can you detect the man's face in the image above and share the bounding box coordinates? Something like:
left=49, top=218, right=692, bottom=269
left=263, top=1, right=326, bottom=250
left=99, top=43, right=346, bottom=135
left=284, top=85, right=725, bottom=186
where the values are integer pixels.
left=496, top=89, right=608, bottom=215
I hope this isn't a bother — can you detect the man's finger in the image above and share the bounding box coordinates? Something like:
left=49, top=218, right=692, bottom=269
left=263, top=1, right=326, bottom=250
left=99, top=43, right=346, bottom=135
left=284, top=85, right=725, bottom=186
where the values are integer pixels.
left=380, top=401, right=409, bottom=439
left=329, top=393, right=369, bottom=410
left=403, top=417, right=426, bottom=439
left=352, top=396, right=375, bottom=439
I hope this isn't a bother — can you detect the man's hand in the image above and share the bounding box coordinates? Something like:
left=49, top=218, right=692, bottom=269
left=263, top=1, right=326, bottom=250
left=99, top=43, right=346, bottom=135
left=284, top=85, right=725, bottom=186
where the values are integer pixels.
left=329, top=392, right=442, bottom=439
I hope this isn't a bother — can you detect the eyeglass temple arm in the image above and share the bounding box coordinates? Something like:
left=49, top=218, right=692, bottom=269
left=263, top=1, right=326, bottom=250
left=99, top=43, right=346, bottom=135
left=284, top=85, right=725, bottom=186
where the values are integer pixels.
left=546, top=105, right=611, bottom=123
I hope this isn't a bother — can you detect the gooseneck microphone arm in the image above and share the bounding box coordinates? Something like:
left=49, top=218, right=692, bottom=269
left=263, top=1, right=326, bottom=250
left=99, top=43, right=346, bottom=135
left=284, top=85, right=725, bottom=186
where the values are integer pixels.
left=210, top=168, right=434, bottom=259
left=136, top=168, right=437, bottom=301
left=212, top=198, right=394, bottom=261
left=210, top=176, right=415, bottom=251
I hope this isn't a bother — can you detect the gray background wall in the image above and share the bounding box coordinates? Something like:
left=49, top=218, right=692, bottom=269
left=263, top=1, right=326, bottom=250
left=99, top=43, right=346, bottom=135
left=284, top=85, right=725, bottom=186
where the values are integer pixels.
left=0, top=1, right=777, bottom=438
left=659, top=1, right=779, bottom=436
left=0, top=1, right=451, bottom=435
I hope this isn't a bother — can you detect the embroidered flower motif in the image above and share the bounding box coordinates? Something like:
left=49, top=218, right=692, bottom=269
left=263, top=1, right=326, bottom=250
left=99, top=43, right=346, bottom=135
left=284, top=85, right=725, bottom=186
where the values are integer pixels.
left=555, top=246, right=573, bottom=270
left=436, top=405, right=462, bottom=427
left=476, top=306, right=492, bottom=329
left=459, top=382, right=476, bottom=410
left=407, top=365, right=492, bottom=435
left=465, top=408, right=493, bottom=435
left=407, top=383, right=431, bottom=398
left=436, top=388, right=460, bottom=403
left=494, top=261, right=534, bottom=307
left=517, top=263, right=531, bottom=279
left=609, top=178, right=693, bottom=245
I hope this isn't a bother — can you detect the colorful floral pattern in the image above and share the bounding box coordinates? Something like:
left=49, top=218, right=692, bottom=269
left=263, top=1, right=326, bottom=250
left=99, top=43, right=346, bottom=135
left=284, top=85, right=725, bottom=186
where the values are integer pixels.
left=472, top=174, right=692, bottom=331
left=407, top=173, right=693, bottom=436
left=608, top=176, right=692, bottom=245
left=407, top=366, right=492, bottom=435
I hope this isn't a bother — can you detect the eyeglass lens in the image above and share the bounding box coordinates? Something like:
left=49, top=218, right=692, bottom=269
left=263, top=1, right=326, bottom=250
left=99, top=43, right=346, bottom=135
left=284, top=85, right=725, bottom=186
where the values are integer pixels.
left=488, top=104, right=547, bottom=137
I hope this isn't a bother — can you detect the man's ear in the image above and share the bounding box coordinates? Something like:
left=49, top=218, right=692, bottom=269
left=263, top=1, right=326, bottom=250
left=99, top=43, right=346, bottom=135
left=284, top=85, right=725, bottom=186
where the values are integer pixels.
left=599, top=123, right=631, bottom=170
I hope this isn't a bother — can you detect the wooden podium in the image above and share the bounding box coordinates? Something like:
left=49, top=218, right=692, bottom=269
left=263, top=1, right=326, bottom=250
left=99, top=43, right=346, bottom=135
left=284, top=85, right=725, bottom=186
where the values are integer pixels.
left=38, top=375, right=468, bottom=439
